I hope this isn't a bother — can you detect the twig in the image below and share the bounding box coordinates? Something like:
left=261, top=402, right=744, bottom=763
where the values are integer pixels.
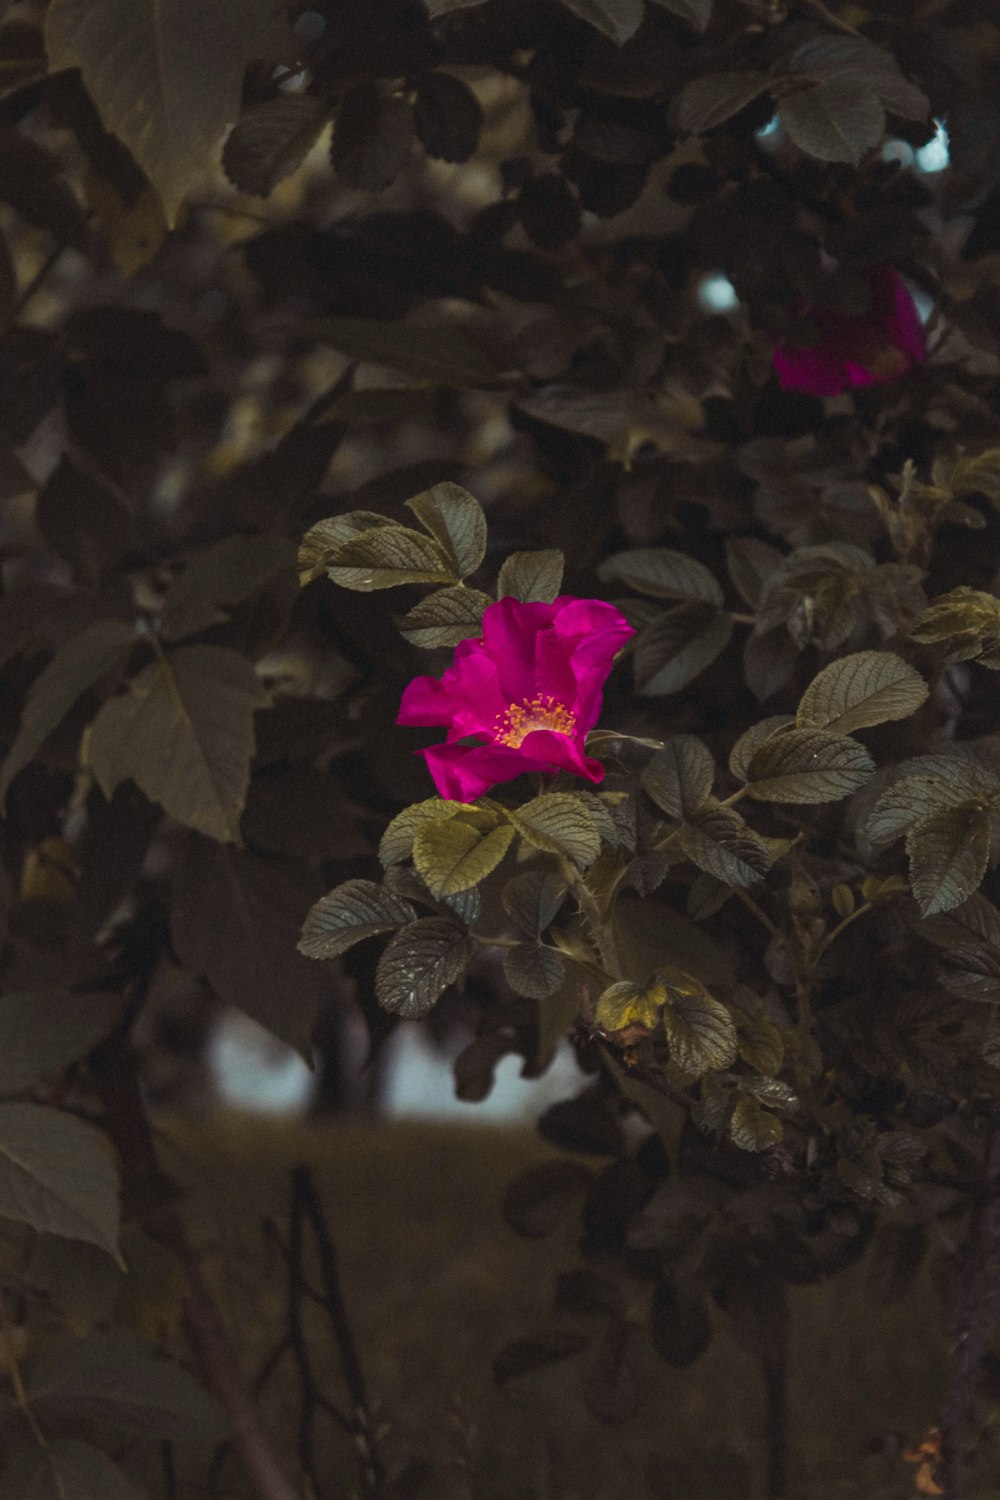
left=90, top=1033, right=302, bottom=1500
left=13, top=242, right=66, bottom=319
left=290, top=1165, right=386, bottom=1499
left=939, top=1129, right=1000, bottom=1498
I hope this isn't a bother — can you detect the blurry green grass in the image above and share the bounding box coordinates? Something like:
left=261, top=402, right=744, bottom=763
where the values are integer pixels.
left=156, top=1114, right=947, bottom=1500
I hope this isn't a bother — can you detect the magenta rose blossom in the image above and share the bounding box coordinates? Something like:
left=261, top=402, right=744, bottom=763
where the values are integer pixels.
left=397, top=596, right=635, bottom=801
left=771, top=264, right=925, bottom=397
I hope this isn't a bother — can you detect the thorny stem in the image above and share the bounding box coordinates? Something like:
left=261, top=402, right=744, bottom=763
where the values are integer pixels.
left=940, top=1128, right=1000, bottom=1499
left=558, top=857, right=620, bottom=977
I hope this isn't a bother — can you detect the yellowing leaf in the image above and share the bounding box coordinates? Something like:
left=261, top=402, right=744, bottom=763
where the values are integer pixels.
left=379, top=798, right=477, bottom=866
left=413, top=818, right=513, bottom=897
left=596, top=977, right=667, bottom=1032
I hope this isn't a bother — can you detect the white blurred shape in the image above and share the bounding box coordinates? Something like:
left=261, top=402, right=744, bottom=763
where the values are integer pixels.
left=882, top=139, right=914, bottom=168
left=209, top=1009, right=316, bottom=1114
left=381, top=1024, right=588, bottom=1124
left=755, top=114, right=781, bottom=147
left=697, top=272, right=739, bottom=314
left=915, top=119, right=950, bottom=174
left=294, top=10, right=326, bottom=44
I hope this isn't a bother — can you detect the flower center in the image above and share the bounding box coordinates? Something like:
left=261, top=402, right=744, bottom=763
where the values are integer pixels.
left=494, top=694, right=576, bottom=749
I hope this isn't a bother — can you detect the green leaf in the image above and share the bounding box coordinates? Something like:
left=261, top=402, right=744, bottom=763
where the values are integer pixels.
left=160, top=535, right=296, bottom=642
left=661, top=981, right=738, bottom=1075
left=1, top=620, right=135, bottom=806
left=26, top=1332, right=229, bottom=1439
left=379, top=798, right=476, bottom=866
left=1, top=1438, right=142, bottom=1500
left=867, top=760, right=995, bottom=847
left=648, top=0, right=711, bottom=31
left=0, top=991, right=122, bottom=1097
left=299, top=879, right=416, bottom=961
left=675, top=71, right=769, bottom=133
left=87, top=645, right=269, bottom=844
left=405, top=482, right=487, bottom=578
left=746, top=728, right=874, bottom=804
left=375, top=918, right=472, bottom=1018
left=910, top=587, right=1000, bottom=667
left=778, top=81, right=885, bottom=165
left=497, top=549, right=565, bottom=604
left=413, top=818, right=514, bottom=897
left=222, top=94, right=331, bottom=198
left=728, top=716, right=794, bottom=782
left=633, top=606, right=733, bottom=696
left=596, top=977, right=666, bottom=1032
left=298, top=510, right=396, bottom=585
left=906, top=802, right=992, bottom=917
left=641, top=737, right=715, bottom=820
left=399, top=586, right=492, bottom=649
left=503, top=944, right=567, bottom=1000
left=796, top=651, right=928, bottom=735
left=725, top=537, right=784, bottom=610
left=502, top=868, right=568, bottom=938
left=45, top=0, right=277, bottom=224
left=326, top=523, right=455, bottom=591
left=730, top=1095, right=783, bottom=1152
left=311, top=316, right=502, bottom=388
left=598, top=548, right=723, bottom=606
left=676, top=806, right=772, bottom=886
left=508, top=793, right=601, bottom=867
left=558, top=0, right=645, bottom=45
left=0, top=1104, right=120, bottom=1260
left=786, top=32, right=928, bottom=120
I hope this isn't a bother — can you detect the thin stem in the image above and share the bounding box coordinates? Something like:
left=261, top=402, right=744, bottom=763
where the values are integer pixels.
left=0, top=1303, right=48, bottom=1451
left=291, top=1166, right=385, bottom=1499
left=817, top=901, right=873, bottom=957
left=13, top=242, right=66, bottom=319
left=729, top=612, right=757, bottom=626
left=733, top=886, right=782, bottom=942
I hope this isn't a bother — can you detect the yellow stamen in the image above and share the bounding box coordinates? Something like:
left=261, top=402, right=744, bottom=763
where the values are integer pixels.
left=495, top=694, right=576, bottom=749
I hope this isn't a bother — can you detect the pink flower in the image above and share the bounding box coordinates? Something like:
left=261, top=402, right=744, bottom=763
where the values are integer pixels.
left=397, top=596, right=635, bottom=801
left=771, top=264, right=925, bottom=397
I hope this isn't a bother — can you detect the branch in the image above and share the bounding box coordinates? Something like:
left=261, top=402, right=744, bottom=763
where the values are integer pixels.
left=91, top=1034, right=302, bottom=1500
left=290, top=1165, right=386, bottom=1500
